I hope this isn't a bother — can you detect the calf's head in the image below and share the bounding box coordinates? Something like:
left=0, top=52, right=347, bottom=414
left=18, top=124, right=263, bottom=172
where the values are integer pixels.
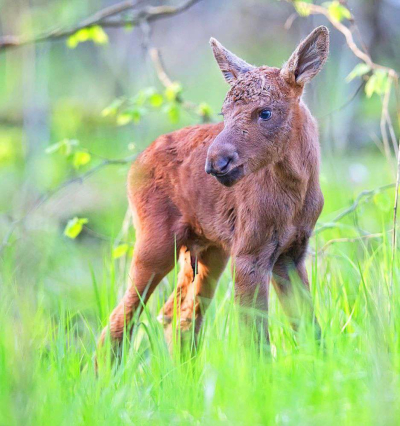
left=205, top=26, right=329, bottom=187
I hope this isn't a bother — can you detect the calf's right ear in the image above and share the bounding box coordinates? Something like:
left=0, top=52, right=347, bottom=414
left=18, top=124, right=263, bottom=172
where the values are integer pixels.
left=210, top=37, right=255, bottom=85
left=281, top=26, right=329, bottom=86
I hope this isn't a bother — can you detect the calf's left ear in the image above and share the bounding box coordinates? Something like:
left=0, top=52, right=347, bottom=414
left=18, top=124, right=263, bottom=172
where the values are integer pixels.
left=281, top=26, right=329, bottom=86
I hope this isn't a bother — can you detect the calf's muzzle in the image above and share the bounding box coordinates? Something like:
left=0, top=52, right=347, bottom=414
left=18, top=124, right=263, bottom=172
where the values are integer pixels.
left=205, top=131, right=244, bottom=187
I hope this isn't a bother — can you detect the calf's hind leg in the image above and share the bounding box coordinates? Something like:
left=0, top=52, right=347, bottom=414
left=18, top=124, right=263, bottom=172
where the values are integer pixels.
left=99, top=229, right=177, bottom=348
left=159, top=246, right=229, bottom=347
left=157, top=247, right=194, bottom=326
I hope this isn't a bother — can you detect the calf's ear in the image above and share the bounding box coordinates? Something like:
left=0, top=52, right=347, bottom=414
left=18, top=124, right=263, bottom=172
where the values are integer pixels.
left=281, top=26, right=329, bottom=86
left=210, top=38, right=255, bottom=85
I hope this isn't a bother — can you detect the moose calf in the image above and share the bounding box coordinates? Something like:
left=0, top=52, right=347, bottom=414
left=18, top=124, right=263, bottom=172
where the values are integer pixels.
left=99, top=26, right=329, bottom=348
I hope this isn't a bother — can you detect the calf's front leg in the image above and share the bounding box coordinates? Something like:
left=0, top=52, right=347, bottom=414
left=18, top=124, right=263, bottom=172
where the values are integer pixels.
left=233, top=254, right=272, bottom=344
left=272, top=254, right=319, bottom=335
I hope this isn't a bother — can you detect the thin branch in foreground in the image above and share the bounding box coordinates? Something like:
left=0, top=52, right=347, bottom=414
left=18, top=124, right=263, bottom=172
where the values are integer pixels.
left=391, top=79, right=400, bottom=294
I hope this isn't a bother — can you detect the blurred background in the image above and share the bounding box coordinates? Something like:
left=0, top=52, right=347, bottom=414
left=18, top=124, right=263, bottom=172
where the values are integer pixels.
left=0, top=0, right=399, bottom=317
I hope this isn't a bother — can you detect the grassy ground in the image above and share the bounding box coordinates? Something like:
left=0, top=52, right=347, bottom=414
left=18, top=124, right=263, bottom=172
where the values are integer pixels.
left=0, top=150, right=399, bottom=425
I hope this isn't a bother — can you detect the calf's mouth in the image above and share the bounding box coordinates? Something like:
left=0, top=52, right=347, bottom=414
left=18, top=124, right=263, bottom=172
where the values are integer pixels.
left=214, top=164, right=244, bottom=187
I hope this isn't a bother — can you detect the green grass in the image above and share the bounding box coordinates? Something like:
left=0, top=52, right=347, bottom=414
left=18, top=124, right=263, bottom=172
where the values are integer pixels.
left=0, top=153, right=399, bottom=425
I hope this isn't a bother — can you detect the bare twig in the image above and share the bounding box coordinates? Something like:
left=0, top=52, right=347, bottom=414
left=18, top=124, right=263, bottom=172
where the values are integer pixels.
left=149, top=47, right=174, bottom=87
left=391, top=76, right=400, bottom=289
left=284, top=13, right=298, bottom=30
left=380, top=78, right=395, bottom=170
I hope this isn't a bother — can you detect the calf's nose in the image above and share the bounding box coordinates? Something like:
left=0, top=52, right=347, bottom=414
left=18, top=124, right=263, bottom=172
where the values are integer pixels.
left=205, top=155, right=232, bottom=176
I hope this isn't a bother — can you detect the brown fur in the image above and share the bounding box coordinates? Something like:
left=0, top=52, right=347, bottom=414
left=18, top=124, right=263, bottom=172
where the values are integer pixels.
left=99, top=26, right=329, bottom=348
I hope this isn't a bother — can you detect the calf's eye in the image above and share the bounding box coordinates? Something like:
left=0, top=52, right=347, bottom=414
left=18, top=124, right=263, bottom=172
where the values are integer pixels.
left=259, top=109, right=272, bottom=121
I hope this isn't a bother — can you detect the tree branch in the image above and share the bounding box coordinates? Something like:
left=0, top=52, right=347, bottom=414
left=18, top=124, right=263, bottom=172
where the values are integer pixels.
left=0, top=0, right=201, bottom=52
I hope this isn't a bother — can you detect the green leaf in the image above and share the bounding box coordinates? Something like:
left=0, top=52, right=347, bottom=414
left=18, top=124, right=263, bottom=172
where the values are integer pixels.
left=102, top=98, right=125, bottom=117
left=67, top=29, right=88, bottom=48
left=346, top=63, right=371, bottom=82
left=64, top=217, right=88, bottom=239
left=164, top=82, right=182, bottom=102
left=197, top=102, right=213, bottom=118
left=163, top=103, right=180, bottom=123
left=365, top=70, right=389, bottom=98
left=112, top=243, right=129, bottom=259
left=73, top=151, right=91, bottom=169
left=131, top=87, right=164, bottom=108
left=134, top=90, right=150, bottom=107
left=124, top=23, right=135, bottom=32
left=116, top=113, right=133, bottom=126
left=117, top=107, right=146, bottom=125
left=323, top=1, right=351, bottom=21
left=90, top=26, right=108, bottom=45
left=365, top=74, right=377, bottom=98
left=149, top=93, right=164, bottom=108
left=45, top=139, right=79, bottom=156
left=67, top=25, right=108, bottom=49
left=294, top=0, right=312, bottom=17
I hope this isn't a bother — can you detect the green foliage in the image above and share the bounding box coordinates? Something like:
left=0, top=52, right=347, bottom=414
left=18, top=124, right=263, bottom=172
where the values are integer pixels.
left=293, top=0, right=312, bottom=17
left=0, top=128, right=23, bottom=165
left=64, top=217, right=89, bottom=239
left=163, top=103, right=180, bottom=123
left=323, top=1, right=351, bottom=22
left=365, top=70, right=390, bottom=98
left=345, top=64, right=391, bottom=98
left=197, top=102, right=213, bottom=120
left=46, top=139, right=92, bottom=170
left=67, top=25, right=109, bottom=49
left=164, top=82, right=182, bottom=102
left=103, top=83, right=189, bottom=126
left=149, top=92, right=164, bottom=108
left=346, top=63, right=371, bottom=82
left=112, top=243, right=130, bottom=259
left=72, top=151, right=91, bottom=169
left=101, top=98, right=126, bottom=117
left=293, top=1, right=351, bottom=21
left=116, top=107, right=147, bottom=126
